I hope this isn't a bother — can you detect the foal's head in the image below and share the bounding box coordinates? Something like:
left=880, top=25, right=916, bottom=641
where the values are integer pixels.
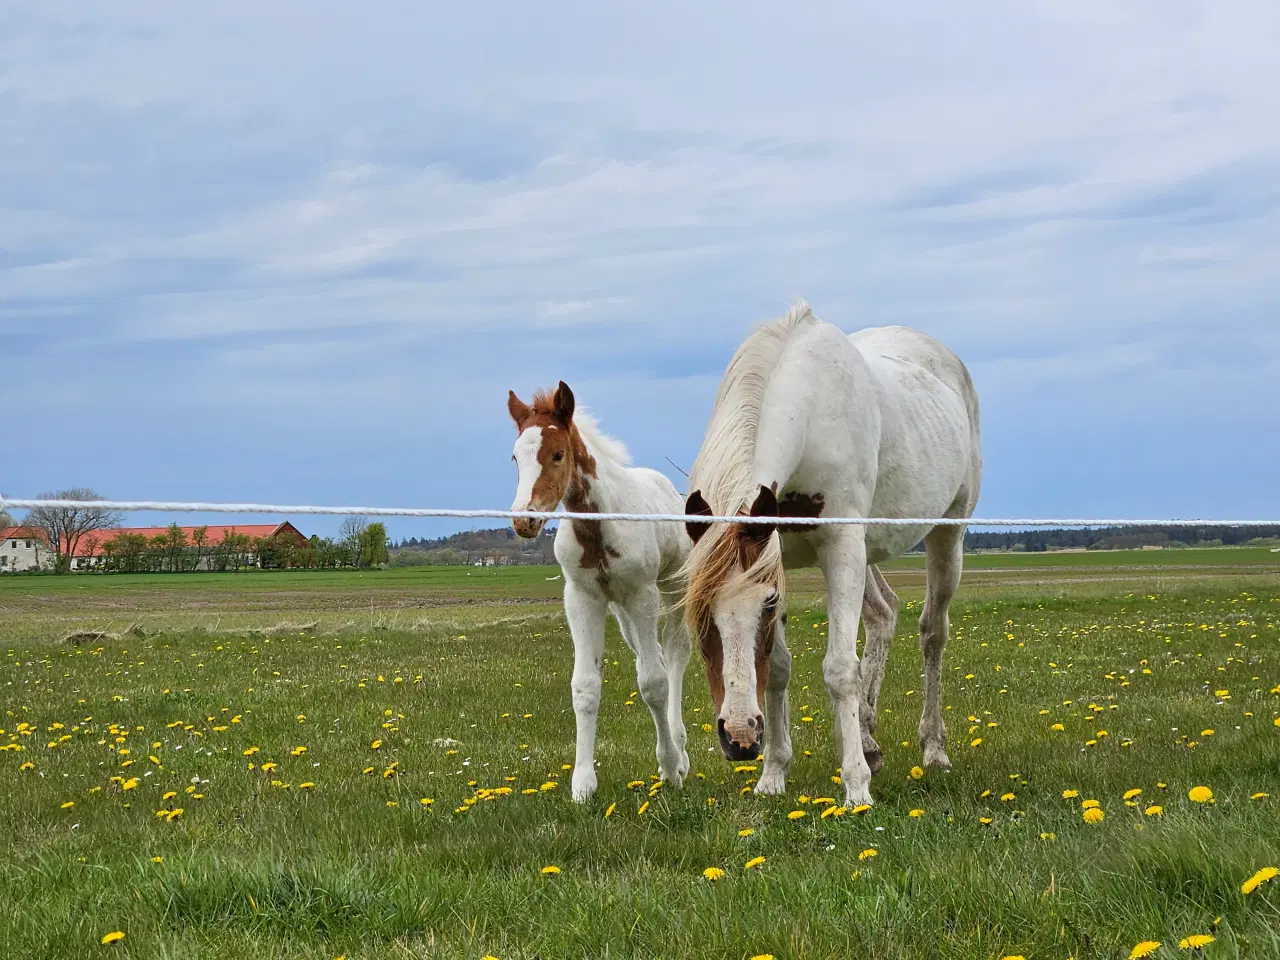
left=681, top=484, right=784, bottom=762
left=507, top=381, right=591, bottom=538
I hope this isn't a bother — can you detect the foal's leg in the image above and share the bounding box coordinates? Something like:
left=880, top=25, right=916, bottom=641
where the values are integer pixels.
left=818, top=529, right=874, bottom=807
left=564, top=578, right=609, bottom=802
left=614, top=585, right=685, bottom=786
left=919, top=525, right=964, bottom=770
left=859, top=564, right=899, bottom=776
left=659, top=586, right=692, bottom=780
left=755, top=618, right=793, bottom=795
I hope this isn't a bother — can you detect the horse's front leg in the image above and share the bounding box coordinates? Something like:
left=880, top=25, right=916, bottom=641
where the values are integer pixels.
left=818, top=530, right=873, bottom=807
left=660, top=586, right=692, bottom=780
left=564, top=578, right=608, bottom=802
left=755, top=617, right=793, bottom=795
left=615, top=585, right=685, bottom=786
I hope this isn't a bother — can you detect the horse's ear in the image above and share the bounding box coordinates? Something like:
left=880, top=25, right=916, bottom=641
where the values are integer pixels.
left=685, top=490, right=713, bottom=544
left=552, top=381, right=575, bottom=424
left=508, top=391, right=532, bottom=428
left=742, top=484, right=778, bottom=545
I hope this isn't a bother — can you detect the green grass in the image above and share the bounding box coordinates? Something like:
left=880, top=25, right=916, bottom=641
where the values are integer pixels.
left=2, top=559, right=1279, bottom=959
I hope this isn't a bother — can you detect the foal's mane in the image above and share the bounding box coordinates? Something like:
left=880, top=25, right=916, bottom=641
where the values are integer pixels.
left=681, top=301, right=815, bottom=630
left=530, top=389, right=632, bottom=468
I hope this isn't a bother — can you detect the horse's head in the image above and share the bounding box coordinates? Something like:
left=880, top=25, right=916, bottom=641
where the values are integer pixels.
left=507, top=381, right=580, bottom=538
left=682, top=484, right=784, bottom=762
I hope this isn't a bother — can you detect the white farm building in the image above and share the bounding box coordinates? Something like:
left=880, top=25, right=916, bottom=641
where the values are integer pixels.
left=0, top=527, right=55, bottom=573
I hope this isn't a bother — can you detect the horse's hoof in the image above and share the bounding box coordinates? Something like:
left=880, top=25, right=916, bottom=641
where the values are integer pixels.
left=864, top=746, right=885, bottom=777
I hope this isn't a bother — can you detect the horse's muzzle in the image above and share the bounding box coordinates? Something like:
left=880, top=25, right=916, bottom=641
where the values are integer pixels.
left=718, top=716, right=764, bottom=762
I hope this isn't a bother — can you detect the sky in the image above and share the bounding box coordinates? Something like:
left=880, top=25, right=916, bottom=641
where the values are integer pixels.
left=3, top=2, right=1279, bottom=541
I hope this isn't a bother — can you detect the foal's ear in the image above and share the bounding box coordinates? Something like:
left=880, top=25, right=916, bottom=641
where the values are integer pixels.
left=552, top=381, right=575, bottom=424
left=742, top=483, right=778, bottom=545
left=508, top=391, right=532, bottom=428
left=685, top=490, right=713, bottom=545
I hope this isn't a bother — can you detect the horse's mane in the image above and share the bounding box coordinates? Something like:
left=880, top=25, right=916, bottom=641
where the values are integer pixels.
left=530, top=389, right=632, bottom=467
left=681, top=301, right=815, bottom=629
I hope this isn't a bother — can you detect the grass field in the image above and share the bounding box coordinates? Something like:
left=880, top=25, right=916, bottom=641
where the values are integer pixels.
left=2, top=550, right=1279, bottom=959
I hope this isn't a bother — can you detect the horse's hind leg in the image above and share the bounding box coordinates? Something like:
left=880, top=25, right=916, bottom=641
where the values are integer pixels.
left=614, top=585, right=685, bottom=786
left=919, top=524, right=963, bottom=770
left=859, top=564, right=899, bottom=776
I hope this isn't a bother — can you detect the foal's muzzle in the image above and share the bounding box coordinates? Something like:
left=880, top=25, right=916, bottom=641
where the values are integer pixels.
left=512, top=516, right=545, bottom=539
left=718, top=715, right=764, bottom=762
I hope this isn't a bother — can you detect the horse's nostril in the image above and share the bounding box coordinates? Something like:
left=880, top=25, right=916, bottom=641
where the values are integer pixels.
left=746, top=716, right=757, bottom=729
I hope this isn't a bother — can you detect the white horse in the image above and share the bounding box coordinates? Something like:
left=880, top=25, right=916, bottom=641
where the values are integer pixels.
left=507, top=381, right=692, bottom=802
left=681, top=302, right=981, bottom=806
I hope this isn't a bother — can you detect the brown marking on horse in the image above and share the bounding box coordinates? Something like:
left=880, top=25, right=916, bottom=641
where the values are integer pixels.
left=701, top=619, right=725, bottom=713
left=778, top=490, right=825, bottom=532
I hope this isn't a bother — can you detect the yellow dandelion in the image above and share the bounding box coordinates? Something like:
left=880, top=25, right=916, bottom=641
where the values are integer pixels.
left=787, top=810, right=806, bottom=820
left=637, top=801, right=649, bottom=815
left=749, top=955, right=775, bottom=960
left=909, top=808, right=925, bottom=817
left=703, top=866, right=725, bottom=881
left=604, top=802, right=616, bottom=818
left=738, top=828, right=755, bottom=837
left=370, top=739, right=382, bottom=749
left=1241, top=866, right=1278, bottom=894
left=1050, top=723, right=1065, bottom=732
left=1062, top=789, right=1079, bottom=799
left=744, top=856, right=766, bottom=870
left=1201, top=729, right=1213, bottom=737
left=100, top=931, right=125, bottom=945
left=1124, top=788, right=1142, bottom=800
left=909, top=766, right=924, bottom=779
left=1039, top=832, right=1055, bottom=841
left=1129, top=941, right=1161, bottom=959
left=1188, top=785, right=1213, bottom=803
left=1081, top=798, right=1100, bottom=809
left=858, top=848, right=878, bottom=861
left=970, top=737, right=983, bottom=747
left=979, top=816, right=993, bottom=825
left=1000, top=792, right=1015, bottom=802
left=1145, top=805, right=1164, bottom=817
left=540, top=864, right=561, bottom=876
left=299, top=782, right=315, bottom=790
left=1178, top=934, right=1215, bottom=949
left=1251, top=792, right=1269, bottom=800
left=851, top=803, right=872, bottom=815
left=1083, top=807, right=1104, bottom=824
left=60, top=801, right=75, bottom=810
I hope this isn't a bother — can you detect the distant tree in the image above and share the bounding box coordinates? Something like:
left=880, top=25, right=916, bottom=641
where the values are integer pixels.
left=101, top=533, right=151, bottom=573
left=340, top=516, right=368, bottom=552
left=25, top=488, right=122, bottom=573
left=358, top=522, right=389, bottom=567
left=190, top=526, right=209, bottom=572
left=0, top=507, right=14, bottom=529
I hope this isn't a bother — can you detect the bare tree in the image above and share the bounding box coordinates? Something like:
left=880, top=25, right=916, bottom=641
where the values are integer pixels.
left=25, top=488, right=122, bottom=573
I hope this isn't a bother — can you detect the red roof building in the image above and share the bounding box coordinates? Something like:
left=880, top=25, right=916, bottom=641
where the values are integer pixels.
left=74, top=522, right=307, bottom=559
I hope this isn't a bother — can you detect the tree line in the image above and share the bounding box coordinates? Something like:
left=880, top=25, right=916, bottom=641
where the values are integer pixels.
left=92, top=520, right=388, bottom=573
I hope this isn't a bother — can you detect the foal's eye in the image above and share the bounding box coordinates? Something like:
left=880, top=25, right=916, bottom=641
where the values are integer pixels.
left=552, top=451, right=565, bottom=463
left=763, top=589, right=780, bottom=611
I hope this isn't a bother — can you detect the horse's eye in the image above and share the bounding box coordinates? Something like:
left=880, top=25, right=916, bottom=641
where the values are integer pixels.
left=552, top=451, right=565, bottom=463
left=763, top=589, right=780, bottom=611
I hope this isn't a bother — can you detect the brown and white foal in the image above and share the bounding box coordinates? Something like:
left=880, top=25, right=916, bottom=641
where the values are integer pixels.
left=508, top=381, right=691, bottom=802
